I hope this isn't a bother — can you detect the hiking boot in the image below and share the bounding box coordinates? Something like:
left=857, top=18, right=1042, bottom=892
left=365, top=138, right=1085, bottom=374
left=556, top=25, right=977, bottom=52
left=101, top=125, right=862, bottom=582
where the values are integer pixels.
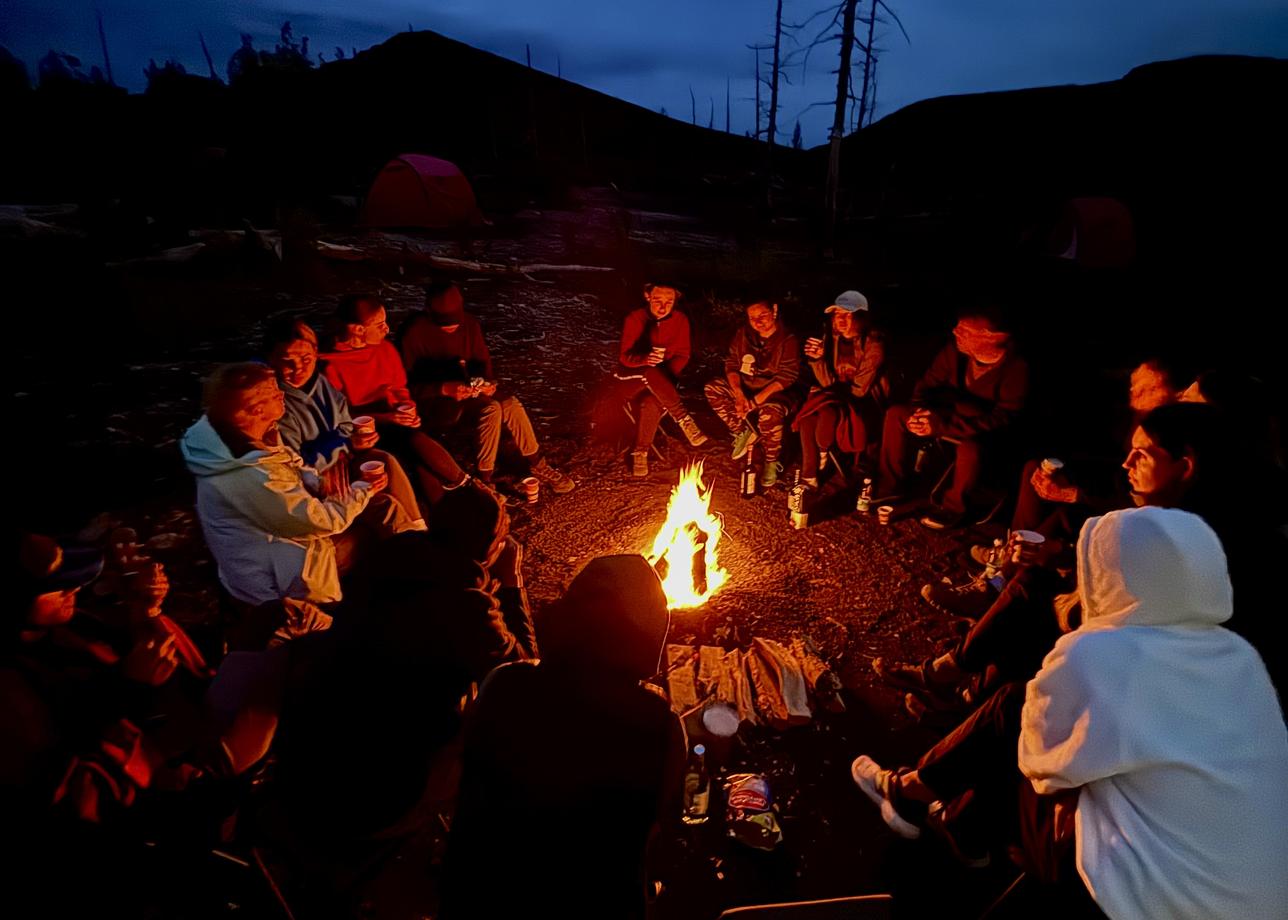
left=872, top=656, right=936, bottom=693
left=731, top=426, right=759, bottom=460
left=919, top=506, right=964, bottom=531
left=760, top=460, right=783, bottom=489
left=676, top=414, right=709, bottom=447
left=850, top=756, right=923, bottom=840
left=530, top=458, right=576, bottom=493
left=969, top=543, right=996, bottom=567
left=630, top=450, right=649, bottom=478
left=920, top=576, right=997, bottom=621
left=927, top=801, right=992, bottom=869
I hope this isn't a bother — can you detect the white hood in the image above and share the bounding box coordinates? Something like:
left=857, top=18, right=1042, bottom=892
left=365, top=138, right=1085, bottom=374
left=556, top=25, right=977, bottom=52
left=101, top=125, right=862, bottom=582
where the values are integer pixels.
left=1021, top=506, right=1288, bottom=920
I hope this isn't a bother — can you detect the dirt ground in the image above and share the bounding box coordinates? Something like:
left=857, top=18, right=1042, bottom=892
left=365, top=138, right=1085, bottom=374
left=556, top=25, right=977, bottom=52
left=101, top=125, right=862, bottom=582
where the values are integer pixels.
left=13, top=191, right=1029, bottom=918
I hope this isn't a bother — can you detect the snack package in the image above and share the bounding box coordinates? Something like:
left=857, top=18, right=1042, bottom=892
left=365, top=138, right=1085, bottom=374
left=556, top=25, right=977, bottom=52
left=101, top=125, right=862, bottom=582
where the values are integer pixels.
left=723, top=773, right=783, bottom=851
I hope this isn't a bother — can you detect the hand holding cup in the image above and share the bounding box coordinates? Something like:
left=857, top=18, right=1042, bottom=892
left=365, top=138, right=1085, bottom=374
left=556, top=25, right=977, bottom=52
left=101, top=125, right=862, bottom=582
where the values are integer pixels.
left=804, top=337, right=824, bottom=360
left=394, top=402, right=421, bottom=428
left=358, top=460, right=388, bottom=492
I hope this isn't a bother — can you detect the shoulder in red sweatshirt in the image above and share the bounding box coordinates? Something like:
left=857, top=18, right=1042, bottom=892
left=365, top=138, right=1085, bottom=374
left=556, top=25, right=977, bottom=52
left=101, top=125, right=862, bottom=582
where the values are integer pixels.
left=321, top=341, right=407, bottom=409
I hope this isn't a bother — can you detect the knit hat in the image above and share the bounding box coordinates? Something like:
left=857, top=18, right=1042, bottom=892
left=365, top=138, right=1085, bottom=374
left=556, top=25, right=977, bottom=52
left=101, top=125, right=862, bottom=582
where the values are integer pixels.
left=825, top=290, right=869, bottom=314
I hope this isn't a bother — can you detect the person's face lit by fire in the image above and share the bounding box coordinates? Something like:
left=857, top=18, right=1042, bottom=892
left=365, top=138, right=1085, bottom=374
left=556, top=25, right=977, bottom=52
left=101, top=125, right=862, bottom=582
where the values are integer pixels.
left=646, top=286, right=678, bottom=320
left=953, top=317, right=1008, bottom=364
left=270, top=339, right=318, bottom=390
left=746, top=302, right=778, bottom=339
left=1129, top=362, right=1177, bottom=415
left=239, top=378, right=287, bottom=427
left=358, top=306, right=390, bottom=346
left=832, top=311, right=859, bottom=339
left=1123, top=425, right=1194, bottom=506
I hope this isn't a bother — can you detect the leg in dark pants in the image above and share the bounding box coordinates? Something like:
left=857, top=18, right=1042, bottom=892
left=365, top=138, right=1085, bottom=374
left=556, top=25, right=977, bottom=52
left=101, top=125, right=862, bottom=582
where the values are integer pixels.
left=877, top=403, right=918, bottom=496
left=941, top=437, right=982, bottom=516
left=799, top=406, right=840, bottom=480
left=954, top=566, right=1067, bottom=683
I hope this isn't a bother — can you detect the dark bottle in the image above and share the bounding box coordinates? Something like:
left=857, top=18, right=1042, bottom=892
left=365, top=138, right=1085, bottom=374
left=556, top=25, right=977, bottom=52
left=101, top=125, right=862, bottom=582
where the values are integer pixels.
left=741, top=455, right=757, bottom=499
left=682, top=744, right=711, bottom=825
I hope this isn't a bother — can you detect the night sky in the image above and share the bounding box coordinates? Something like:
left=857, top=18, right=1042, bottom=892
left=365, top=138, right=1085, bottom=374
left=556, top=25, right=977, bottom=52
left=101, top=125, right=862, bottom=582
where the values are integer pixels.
left=4, top=0, right=1286, bottom=145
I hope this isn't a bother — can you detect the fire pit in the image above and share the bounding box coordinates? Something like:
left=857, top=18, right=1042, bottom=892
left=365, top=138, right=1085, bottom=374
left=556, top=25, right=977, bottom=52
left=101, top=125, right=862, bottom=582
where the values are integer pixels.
left=648, top=461, right=728, bottom=609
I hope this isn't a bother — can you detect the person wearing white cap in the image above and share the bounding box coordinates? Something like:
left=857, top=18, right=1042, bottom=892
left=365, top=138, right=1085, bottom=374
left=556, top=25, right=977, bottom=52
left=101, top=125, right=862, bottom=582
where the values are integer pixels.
left=795, top=290, right=886, bottom=488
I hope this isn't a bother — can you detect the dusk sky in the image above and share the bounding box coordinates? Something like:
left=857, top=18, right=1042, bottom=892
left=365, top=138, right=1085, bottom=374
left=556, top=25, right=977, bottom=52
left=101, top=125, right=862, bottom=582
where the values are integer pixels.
left=3, top=1, right=1286, bottom=146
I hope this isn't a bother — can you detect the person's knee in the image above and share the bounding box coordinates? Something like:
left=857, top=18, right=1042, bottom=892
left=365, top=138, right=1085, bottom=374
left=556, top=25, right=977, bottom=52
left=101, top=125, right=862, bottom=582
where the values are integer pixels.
left=704, top=379, right=724, bottom=400
left=758, top=406, right=786, bottom=431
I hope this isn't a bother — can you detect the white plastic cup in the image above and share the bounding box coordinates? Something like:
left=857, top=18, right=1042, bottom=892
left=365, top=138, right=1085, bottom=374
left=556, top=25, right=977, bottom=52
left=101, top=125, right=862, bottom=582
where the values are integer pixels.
left=522, top=476, right=540, bottom=503
left=877, top=505, right=894, bottom=525
left=359, top=460, right=385, bottom=481
left=1041, top=458, right=1064, bottom=476
left=352, top=415, right=375, bottom=434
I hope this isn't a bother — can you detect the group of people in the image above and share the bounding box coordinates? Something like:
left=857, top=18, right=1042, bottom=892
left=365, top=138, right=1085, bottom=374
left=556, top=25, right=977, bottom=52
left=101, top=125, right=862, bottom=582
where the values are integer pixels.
left=6, top=277, right=1287, bottom=919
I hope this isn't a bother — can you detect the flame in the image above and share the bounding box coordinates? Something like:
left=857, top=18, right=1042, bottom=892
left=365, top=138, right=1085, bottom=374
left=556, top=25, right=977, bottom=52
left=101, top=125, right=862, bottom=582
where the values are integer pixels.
left=648, top=461, right=728, bottom=609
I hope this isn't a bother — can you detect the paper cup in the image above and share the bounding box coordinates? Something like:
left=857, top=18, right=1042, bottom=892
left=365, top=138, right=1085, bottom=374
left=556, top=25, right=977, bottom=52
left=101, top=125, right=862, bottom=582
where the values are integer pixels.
left=397, top=402, right=416, bottom=415
left=1012, top=528, right=1046, bottom=564
left=359, top=460, right=385, bottom=481
left=1041, top=457, right=1064, bottom=476
left=790, top=511, right=809, bottom=530
left=352, top=415, right=375, bottom=434
left=876, top=505, right=895, bottom=525
left=522, top=476, right=540, bottom=503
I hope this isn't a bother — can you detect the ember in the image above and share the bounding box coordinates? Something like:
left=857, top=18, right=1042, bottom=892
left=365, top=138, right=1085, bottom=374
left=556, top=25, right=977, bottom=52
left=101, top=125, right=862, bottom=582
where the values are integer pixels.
left=648, top=462, right=728, bottom=609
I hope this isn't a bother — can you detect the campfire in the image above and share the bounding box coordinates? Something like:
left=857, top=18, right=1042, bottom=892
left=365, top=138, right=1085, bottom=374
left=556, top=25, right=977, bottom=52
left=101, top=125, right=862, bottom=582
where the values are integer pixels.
left=648, top=461, right=728, bottom=609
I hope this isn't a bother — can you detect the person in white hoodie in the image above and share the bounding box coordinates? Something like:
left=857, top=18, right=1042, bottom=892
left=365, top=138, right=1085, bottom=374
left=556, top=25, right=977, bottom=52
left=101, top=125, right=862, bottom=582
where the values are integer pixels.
left=181, top=363, right=412, bottom=607
left=1018, top=506, right=1288, bottom=920
left=853, top=506, right=1288, bottom=917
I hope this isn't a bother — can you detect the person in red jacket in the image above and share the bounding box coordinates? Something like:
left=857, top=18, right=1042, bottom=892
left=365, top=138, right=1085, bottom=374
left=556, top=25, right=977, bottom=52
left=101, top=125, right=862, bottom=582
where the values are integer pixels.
left=612, top=283, right=709, bottom=477
left=400, top=282, right=574, bottom=493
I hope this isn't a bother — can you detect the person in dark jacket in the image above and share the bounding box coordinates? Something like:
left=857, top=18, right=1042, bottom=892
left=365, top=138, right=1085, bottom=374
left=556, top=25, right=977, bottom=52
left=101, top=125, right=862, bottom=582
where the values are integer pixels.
left=705, top=299, right=801, bottom=488
left=611, top=283, right=709, bottom=477
left=442, top=554, right=685, bottom=920
left=400, top=281, right=574, bottom=492
left=876, top=306, right=1029, bottom=529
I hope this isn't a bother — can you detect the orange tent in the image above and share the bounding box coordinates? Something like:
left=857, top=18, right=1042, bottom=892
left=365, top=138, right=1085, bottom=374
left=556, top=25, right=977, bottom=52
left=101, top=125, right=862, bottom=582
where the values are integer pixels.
left=359, top=154, right=482, bottom=229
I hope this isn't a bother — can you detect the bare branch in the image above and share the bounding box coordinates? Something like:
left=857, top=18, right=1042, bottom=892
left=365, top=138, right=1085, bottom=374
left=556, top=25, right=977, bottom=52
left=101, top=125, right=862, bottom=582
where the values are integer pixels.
left=876, top=0, right=912, bottom=44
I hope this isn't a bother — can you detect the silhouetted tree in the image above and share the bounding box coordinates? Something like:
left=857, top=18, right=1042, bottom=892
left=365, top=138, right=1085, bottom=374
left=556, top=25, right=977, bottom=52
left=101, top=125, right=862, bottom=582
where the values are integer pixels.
left=227, top=34, right=259, bottom=84
left=792, top=120, right=803, bottom=149
left=0, top=46, right=31, bottom=95
left=38, top=50, right=88, bottom=86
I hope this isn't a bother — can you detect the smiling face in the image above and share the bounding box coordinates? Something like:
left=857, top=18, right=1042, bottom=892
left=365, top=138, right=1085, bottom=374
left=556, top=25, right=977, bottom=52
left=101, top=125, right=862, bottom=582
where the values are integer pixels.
left=746, top=302, right=778, bottom=338
left=238, top=378, right=287, bottom=427
left=645, top=285, right=679, bottom=320
left=831, top=311, right=858, bottom=339
left=270, top=339, right=318, bottom=389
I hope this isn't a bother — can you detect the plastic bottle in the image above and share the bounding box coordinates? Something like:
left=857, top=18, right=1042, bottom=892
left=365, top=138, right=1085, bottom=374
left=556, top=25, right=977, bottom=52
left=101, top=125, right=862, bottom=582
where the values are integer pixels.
left=788, top=470, right=808, bottom=529
left=855, top=478, right=874, bottom=513
left=982, top=538, right=1007, bottom=591
left=682, top=744, right=711, bottom=825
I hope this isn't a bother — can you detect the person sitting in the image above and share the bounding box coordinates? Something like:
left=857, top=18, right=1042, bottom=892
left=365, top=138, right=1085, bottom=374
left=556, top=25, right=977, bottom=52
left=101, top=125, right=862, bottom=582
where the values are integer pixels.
left=265, top=317, right=428, bottom=529
left=704, top=298, right=801, bottom=488
left=851, top=507, right=1288, bottom=920
left=793, top=290, right=886, bottom=489
left=319, top=296, right=470, bottom=506
left=441, top=554, right=685, bottom=919
left=4, top=532, right=217, bottom=912
left=271, top=489, right=534, bottom=860
left=400, top=281, right=574, bottom=492
left=876, top=304, right=1028, bottom=530
left=180, top=363, right=411, bottom=608
left=610, top=282, right=709, bottom=478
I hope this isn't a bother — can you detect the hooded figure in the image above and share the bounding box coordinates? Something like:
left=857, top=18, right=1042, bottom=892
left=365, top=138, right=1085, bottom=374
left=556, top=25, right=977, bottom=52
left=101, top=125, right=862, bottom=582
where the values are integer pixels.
left=441, top=555, right=685, bottom=920
left=180, top=415, right=372, bottom=605
left=1020, top=507, right=1288, bottom=920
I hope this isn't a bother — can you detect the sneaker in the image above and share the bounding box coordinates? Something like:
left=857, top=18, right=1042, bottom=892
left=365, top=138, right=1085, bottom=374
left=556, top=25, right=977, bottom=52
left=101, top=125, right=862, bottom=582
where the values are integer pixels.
left=530, top=459, right=576, bottom=494
left=850, top=756, right=922, bottom=840
left=760, top=460, right=782, bottom=488
left=927, top=801, right=992, bottom=869
left=676, top=414, right=709, bottom=447
left=731, top=426, right=759, bottom=460
left=920, top=577, right=997, bottom=621
left=630, top=450, right=649, bottom=477
left=919, top=507, right=964, bottom=531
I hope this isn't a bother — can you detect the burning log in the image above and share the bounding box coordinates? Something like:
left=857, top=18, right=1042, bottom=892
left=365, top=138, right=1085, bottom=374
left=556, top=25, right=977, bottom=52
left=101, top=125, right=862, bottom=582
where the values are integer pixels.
left=647, top=462, right=727, bottom=609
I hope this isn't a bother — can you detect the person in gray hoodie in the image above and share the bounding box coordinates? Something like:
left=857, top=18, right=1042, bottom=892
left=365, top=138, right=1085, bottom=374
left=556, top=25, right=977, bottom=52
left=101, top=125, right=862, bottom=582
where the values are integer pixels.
left=180, top=363, right=413, bottom=607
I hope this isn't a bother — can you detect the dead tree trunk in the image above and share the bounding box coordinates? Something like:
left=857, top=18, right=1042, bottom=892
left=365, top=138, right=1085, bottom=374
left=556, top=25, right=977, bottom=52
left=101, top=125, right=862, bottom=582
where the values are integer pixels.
left=825, top=0, right=861, bottom=247
left=856, top=0, right=878, bottom=132
left=753, top=46, right=762, bottom=139
left=726, top=76, right=731, bottom=133
left=198, top=31, right=218, bottom=80
left=690, top=85, right=697, bottom=125
left=96, top=9, right=114, bottom=86
left=767, top=0, right=784, bottom=150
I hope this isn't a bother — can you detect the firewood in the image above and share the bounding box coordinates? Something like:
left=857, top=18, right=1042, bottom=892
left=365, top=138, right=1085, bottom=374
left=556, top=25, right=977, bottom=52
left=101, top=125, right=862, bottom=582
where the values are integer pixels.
left=665, top=644, right=698, bottom=715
